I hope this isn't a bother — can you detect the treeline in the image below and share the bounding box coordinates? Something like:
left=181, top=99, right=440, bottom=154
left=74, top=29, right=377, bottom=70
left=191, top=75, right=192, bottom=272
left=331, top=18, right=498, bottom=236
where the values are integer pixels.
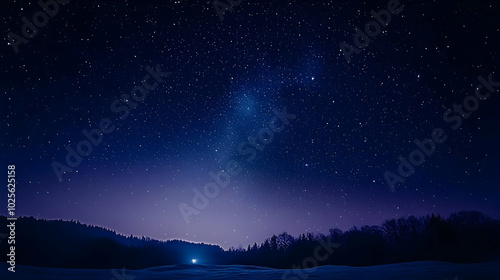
left=227, top=211, right=500, bottom=267
left=1, top=211, right=499, bottom=269
left=0, top=216, right=225, bottom=269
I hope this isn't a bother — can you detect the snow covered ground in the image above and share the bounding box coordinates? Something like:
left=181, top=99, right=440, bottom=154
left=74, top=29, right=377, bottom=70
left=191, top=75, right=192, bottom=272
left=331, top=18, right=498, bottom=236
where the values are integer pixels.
left=0, top=261, right=499, bottom=280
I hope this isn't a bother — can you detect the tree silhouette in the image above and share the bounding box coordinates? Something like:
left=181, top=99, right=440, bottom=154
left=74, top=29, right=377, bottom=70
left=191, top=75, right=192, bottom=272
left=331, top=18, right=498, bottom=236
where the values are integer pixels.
left=1, top=211, right=499, bottom=269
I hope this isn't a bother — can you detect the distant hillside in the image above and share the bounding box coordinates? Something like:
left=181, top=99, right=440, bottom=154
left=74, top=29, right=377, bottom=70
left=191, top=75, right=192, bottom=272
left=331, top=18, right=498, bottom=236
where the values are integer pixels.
left=1, top=211, right=499, bottom=269
left=0, top=216, right=225, bottom=269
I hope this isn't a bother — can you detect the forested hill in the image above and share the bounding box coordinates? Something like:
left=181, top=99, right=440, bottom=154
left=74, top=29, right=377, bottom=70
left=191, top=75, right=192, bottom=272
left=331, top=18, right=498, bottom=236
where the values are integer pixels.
left=1, top=211, right=499, bottom=269
left=0, top=215, right=225, bottom=269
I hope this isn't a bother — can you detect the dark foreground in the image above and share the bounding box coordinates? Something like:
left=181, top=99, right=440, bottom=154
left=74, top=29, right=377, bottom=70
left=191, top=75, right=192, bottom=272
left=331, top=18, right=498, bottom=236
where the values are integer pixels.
left=1, top=261, right=499, bottom=280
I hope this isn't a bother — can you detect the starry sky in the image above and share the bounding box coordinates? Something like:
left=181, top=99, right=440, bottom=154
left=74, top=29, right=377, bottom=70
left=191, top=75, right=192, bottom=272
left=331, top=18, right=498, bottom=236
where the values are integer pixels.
left=1, top=0, right=500, bottom=249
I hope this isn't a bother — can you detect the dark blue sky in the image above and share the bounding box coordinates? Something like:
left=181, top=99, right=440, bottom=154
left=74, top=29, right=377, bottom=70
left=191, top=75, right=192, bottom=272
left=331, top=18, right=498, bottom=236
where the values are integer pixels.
left=1, top=0, right=500, bottom=248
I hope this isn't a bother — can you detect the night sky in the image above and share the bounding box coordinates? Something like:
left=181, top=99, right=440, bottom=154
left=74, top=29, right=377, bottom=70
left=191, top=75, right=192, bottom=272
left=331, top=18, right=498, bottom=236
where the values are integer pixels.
left=1, top=0, right=500, bottom=249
